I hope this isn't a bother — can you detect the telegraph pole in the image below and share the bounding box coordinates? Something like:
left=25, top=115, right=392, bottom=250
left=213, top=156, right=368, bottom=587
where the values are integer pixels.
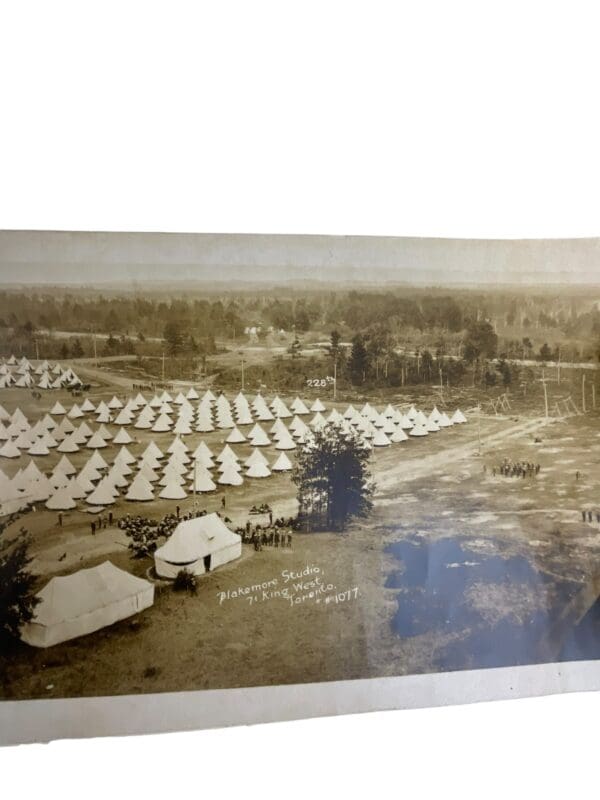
left=593, top=383, right=596, bottom=410
left=582, top=373, right=586, bottom=413
left=241, top=356, right=245, bottom=391
left=539, top=375, right=549, bottom=420
left=162, top=351, right=165, bottom=383
left=333, top=359, right=337, bottom=401
left=93, top=333, right=98, bottom=367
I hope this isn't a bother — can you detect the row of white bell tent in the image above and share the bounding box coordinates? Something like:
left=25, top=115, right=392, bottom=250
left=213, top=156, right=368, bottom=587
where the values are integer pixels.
left=0, top=442, right=297, bottom=510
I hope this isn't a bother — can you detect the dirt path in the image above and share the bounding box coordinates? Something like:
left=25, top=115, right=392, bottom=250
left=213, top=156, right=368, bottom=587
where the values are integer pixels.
left=374, top=416, right=552, bottom=493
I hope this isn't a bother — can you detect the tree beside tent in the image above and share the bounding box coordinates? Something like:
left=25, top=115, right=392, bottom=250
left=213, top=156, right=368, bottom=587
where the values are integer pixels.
left=0, top=514, right=40, bottom=646
left=292, top=424, right=373, bottom=532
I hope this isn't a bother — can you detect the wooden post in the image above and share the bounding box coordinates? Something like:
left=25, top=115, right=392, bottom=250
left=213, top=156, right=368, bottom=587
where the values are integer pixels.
left=241, top=357, right=245, bottom=391
left=333, top=360, right=337, bottom=401
left=93, top=333, right=98, bottom=367
left=582, top=373, right=586, bottom=413
left=593, top=383, right=596, bottom=410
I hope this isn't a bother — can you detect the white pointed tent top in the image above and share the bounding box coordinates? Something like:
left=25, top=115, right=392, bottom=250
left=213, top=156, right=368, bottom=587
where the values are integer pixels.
left=88, top=449, right=109, bottom=470
left=115, top=445, right=136, bottom=465
left=226, top=426, right=246, bottom=444
left=142, top=441, right=164, bottom=461
left=138, top=462, right=159, bottom=483
left=275, top=430, right=296, bottom=450
left=438, top=412, right=453, bottom=428
left=57, top=434, right=80, bottom=453
left=113, top=427, right=134, bottom=445
left=67, top=404, right=84, bottom=419
left=327, top=408, right=343, bottom=424
left=57, top=455, right=77, bottom=476
left=217, top=458, right=241, bottom=474
left=235, top=406, right=254, bottom=425
left=152, top=413, right=173, bottom=432
left=186, top=387, right=199, bottom=400
left=23, top=459, right=44, bottom=481
left=383, top=404, right=396, bottom=418
left=77, top=420, right=93, bottom=438
left=78, top=462, right=102, bottom=484
left=86, top=478, right=117, bottom=506
left=203, top=389, right=216, bottom=403
left=310, top=398, right=326, bottom=412
left=97, top=423, right=113, bottom=440
left=425, top=418, right=440, bottom=432
left=114, top=408, right=134, bottom=426
left=248, top=424, right=271, bottom=446
left=193, top=440, right=213, bottom=459
left=234, top=391, right=249, bottom=405
left=148, top=394, right=162, bottom=408
left=246, top=461, right=271, bottom=478
left=86, top=431, right=107, bottom=449
left=272, top=452, right=293, bottom=471
left=218, top=463, right=244, bottom=486
left=372, top=428, right=391, bottom=447
left=50, top=401, right=67, bottom=415
left=173, top=417, right=193, bottom=435
left=244, top=448, right=269, bottom=468
left=173, top=392, right=187, bottom=405
left=188, top=465, right=216, bottom=492
left=451, top=409, right=468, bottom=424
left=409, top=422, right=429, bottom=437
left=0, top=440, right=21, bottom=458
left=269, top=418, right=288, bottom=436
left=80, top=398, right=96, bottom=412
left=159, top=390, right=173, bottom=403
left=255, top=406, right=275, bottom=422
left=167, top=435, right=189, bottom=455
left=216, top=444, right=239, bottom=464
left=195, top=415, right=215, bottom=433
left=125, top=474, right=155, bottom=501
left=105, top=395, right=121, bottom=410
left=68, top=476, right=88, bottom=500
left=390, top=427, right=409, bottom=443
left=45, top=486, right=76, bottom=511
left=159, top=479, right=188, bottom=500
left=291, top=397, right=310, bottom=415
left=159, top=465, right=186, bottom=486
left=0, top=405, right=10, bottom=422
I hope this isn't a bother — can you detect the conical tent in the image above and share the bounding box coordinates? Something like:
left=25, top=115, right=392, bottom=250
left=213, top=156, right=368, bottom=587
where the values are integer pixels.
left=217, top=457, right=241, bottom=474
left=235, top=407, right=254, bottom=425
left=310, top=398, right=326, bottom=412
left=372, top=428, right=391, bottom=447
left=425, top=418, right=440, bottom=432
left=159, top=479, right=188, bottom=500
left=246, top=461, right=271, bottom=478
left=138, top=461, right=159, bottom=482
left=188, top=465, right=216, bottom=493
left=113, top=427, right=134, bottom=445
left=50, top=468, right=70, bottom=490
left=115, top=445, right=136, bottom=465
left=159, top=466, right=186, bottom=487
left=275, top=431, right=296, bottom=450
left=114, top=408, right=134, bottom=426
left=390, top=427, right=409, bottom=443
left=67, top=404, right=84, bottom=419
left=126, top=474, right=155, bottom=501
left=216, top=445, right=239, bottom=463
left=226, top=426, right=246, bottom=443
left=0, top=440, right=21, bottom=459
left=97, top=424, right=113, bottom=440
left=45, top=486, right=76, bottom=511
left=407, top=405, right=418, bottom=421
left=86, top=479, right=117, bottom=506
left=186, top=387, right=199, bottom=400
left=108, top=395, right=123, bottom=410
left=87, top=432, right=107, bottom=449
left=50, top=401, right=67, bottom=415
left=195, top=414, right=215, bottom=433
left=271, top=452, right=293, bottom=472
left=409, top=422, right=429, bottom=437
left=291, top=397, right=310, bottom=415
left=310, top=412, right=326, bottom=430
left=438, top=412, right=453, bottom=428
left=80, top=398, right=96, bottom=413
left=270, top=418, right=288, bottom=437
left=248, top=423, right=270, bottom=446
left=57, top=434, right=80, bottom=453
left=173, top=417, right=192, bottom=435
left=167, top=436, right=189, bottom=455
left=68, top=477, right=88, bottom=500
left=244, top=448, right=269, bottom=468
left=451, top=409, right=467, bottom=424
left=152, top=413, right=172, bottom=432
left=74, top=471, right=96, bottom=494
left=88, top=450, right=109, bottom=470
left=218, top=463, right=243, bottom=486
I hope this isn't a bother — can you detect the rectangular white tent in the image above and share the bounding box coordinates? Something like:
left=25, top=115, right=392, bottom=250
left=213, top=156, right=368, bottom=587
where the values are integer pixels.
left=21, top=561, right=155, bottom=648
left=154, top=513, right=241, bottom=578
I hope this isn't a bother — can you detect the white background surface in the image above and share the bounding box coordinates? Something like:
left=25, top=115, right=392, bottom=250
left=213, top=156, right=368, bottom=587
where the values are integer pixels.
left=1, top=1, right=599, bottom=796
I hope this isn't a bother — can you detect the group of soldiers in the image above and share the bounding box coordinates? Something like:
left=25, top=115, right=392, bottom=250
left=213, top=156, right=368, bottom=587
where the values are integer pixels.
left=238, top=512, right=296, bottom=551
left=581, top=510, right=600, bottom=524
left=489, top=458, right=542, bottom=479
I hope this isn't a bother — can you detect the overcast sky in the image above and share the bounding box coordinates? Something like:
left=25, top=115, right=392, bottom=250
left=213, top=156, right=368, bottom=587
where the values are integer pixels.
left=0, top=231, right=599, bottom=286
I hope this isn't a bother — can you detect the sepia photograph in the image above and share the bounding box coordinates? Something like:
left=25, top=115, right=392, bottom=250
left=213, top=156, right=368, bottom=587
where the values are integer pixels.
left=1, top=230, right=600, bottom=713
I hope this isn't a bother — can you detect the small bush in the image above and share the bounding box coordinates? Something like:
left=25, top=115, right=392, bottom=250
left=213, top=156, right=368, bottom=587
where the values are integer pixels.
left=173, top=569, right=198, bottom=594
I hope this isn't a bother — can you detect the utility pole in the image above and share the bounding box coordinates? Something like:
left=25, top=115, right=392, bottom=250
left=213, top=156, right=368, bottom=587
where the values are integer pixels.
left=582, top=373, right=587, bottom=413
left=162, top=351, right=165, bottom=383
left=592, top=383, right=596, bottom=410
left=35, top=338, right=39, bottom=361
left=241, top=356, right=245, bottom=391
left=439, top=366, right=443, bottom=403
left=333, top=359, right=337, bottom=401
left=93, top=333, right=98, bottom=367
left=477, top=403, right=482, bottom=455
left=539, top=375, right=549, bottom=420
left=557, top=346, right=561, bottom=384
